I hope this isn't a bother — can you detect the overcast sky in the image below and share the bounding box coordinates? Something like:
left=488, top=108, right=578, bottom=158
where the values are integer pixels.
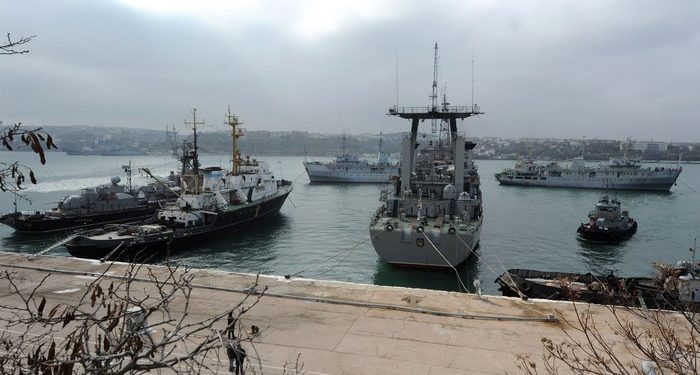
left=2, top=1, right=699, bottom=141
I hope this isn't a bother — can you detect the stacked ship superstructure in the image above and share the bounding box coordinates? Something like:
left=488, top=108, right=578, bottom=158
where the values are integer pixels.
left=369, top=43, right=483, bottom=268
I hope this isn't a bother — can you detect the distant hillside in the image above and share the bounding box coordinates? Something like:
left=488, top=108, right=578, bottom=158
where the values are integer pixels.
left=39, top=125, right=700, bottom=161
left=197, top=131, right=403, bottom=156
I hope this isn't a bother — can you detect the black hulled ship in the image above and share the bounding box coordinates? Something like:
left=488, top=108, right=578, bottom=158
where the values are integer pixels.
left=64, top=108, right=292, bottom=261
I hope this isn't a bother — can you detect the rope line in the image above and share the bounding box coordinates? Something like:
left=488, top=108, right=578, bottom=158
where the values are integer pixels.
left=452, top=235, right=548, bottom=318
left=421, top=232, right=469, bottom=292
left=289, top=231, right=382, bottom=278
left=677, top=178, right=697, bottom=193
left=457, top=236, right=525, bottom=298
left=491, top=252, right=527, bottom=299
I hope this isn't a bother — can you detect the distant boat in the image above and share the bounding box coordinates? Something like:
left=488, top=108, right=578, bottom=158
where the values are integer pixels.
left=303, top=133, right=398, bottom=183
left=494, top=154, right=682, bottom=191
left=577, top=195, right=637, bottom=242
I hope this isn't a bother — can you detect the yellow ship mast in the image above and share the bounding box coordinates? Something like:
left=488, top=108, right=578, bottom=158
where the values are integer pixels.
left=225, top=106, right=244, bottom=176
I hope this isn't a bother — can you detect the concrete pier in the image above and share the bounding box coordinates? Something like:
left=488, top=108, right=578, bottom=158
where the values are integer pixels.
left=0, top=252, right=659, bottom=374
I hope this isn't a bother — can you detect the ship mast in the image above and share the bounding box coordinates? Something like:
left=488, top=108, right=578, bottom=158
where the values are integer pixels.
left=184, top=108, right=204, bottom=176
left=430, top=42, right=439, bottom=134
left=225, top=106, right=244, bottom=175
left=122, top=160, right=132, bottom=192
left=184, top=108, right=204, bottom=194
left=388, top=43, right=483, bottom=193
left=341, top=132, right=347, bottom=156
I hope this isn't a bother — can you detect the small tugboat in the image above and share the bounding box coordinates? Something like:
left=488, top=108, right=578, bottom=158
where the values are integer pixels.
left=304, top=133, right=399, bottom=183
left=576, top=195, right=637, bottom=242
left=0, top=165, right=175, bottom=234
left=369, top=43, right=483, bottom=268
left=64, top=108, right=293, bottom=261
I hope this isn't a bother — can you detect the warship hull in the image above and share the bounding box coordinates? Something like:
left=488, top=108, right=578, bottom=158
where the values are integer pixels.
left=65, top=188, right=291, bottom=261
left=0, top=206, right=156, bottom=234
left=369, top=217, right=482, bottom=268
left=495, top=171, right=680, bottom=191
left=304, top=162, right=398, bottom=183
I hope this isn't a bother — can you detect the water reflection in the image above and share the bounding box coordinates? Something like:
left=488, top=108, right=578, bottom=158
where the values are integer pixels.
left=373, top=250, right=482, bottom=293
left=0, top=230, right=70, bottom=256
left=576, top=238, right=628, bottom=273
left=166, top=215, right=291, bottom=270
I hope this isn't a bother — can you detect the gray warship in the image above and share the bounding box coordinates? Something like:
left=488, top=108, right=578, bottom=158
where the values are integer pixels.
left=369, top=43, right=483, bottom=268
left=494, top=150, right=682, bottom=191
left=0, top=164, right=174, bottom=234
left=304, top=133, right=398, bottom=183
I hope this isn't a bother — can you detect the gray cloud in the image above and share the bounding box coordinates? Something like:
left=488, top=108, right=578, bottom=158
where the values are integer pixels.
left=1, top=0, right=699, bottom=141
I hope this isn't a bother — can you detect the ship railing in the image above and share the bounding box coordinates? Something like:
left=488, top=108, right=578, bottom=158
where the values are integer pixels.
left=388, top=105, right=481, bottom=115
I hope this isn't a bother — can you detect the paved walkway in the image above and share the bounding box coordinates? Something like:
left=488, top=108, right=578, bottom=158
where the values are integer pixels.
left=0, top=252, right=658, bottom=374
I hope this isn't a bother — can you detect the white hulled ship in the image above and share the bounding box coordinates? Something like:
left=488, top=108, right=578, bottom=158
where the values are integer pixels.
left=369, top=43, right=483, bottom=268
left=303, top=134, right=398, bottom=183
left=495, top=154, right=682, bottom=191
left=65, top=108, right=292, bottom=260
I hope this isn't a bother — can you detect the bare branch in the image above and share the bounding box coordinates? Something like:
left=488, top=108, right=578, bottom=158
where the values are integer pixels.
left=0, top=33, right=35, bottom=55
left=0, top=122, right=58, bottom=191
left=516, top=299, right=700, bottom=375
left=0, top=262, right=272, bottom=374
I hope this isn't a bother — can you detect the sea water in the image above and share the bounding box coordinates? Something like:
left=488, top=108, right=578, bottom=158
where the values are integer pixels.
left=1, top=151, right=698, bottom=294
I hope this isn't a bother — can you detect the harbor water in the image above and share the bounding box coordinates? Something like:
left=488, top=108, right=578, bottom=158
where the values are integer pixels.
left=1, top=151, right=698, bottom=294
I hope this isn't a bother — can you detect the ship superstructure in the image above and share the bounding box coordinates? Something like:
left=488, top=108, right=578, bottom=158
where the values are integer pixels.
left=65, top=108, right=292, bottom=260
left=369, top=43, right=484, bottom=268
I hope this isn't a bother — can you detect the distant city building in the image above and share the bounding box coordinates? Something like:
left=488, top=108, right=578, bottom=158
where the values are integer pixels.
left=621, top=141, right=668, bottom=153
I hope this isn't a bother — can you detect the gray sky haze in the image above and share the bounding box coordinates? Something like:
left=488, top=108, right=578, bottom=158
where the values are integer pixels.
left=2, top=0, right=699, bottom=141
